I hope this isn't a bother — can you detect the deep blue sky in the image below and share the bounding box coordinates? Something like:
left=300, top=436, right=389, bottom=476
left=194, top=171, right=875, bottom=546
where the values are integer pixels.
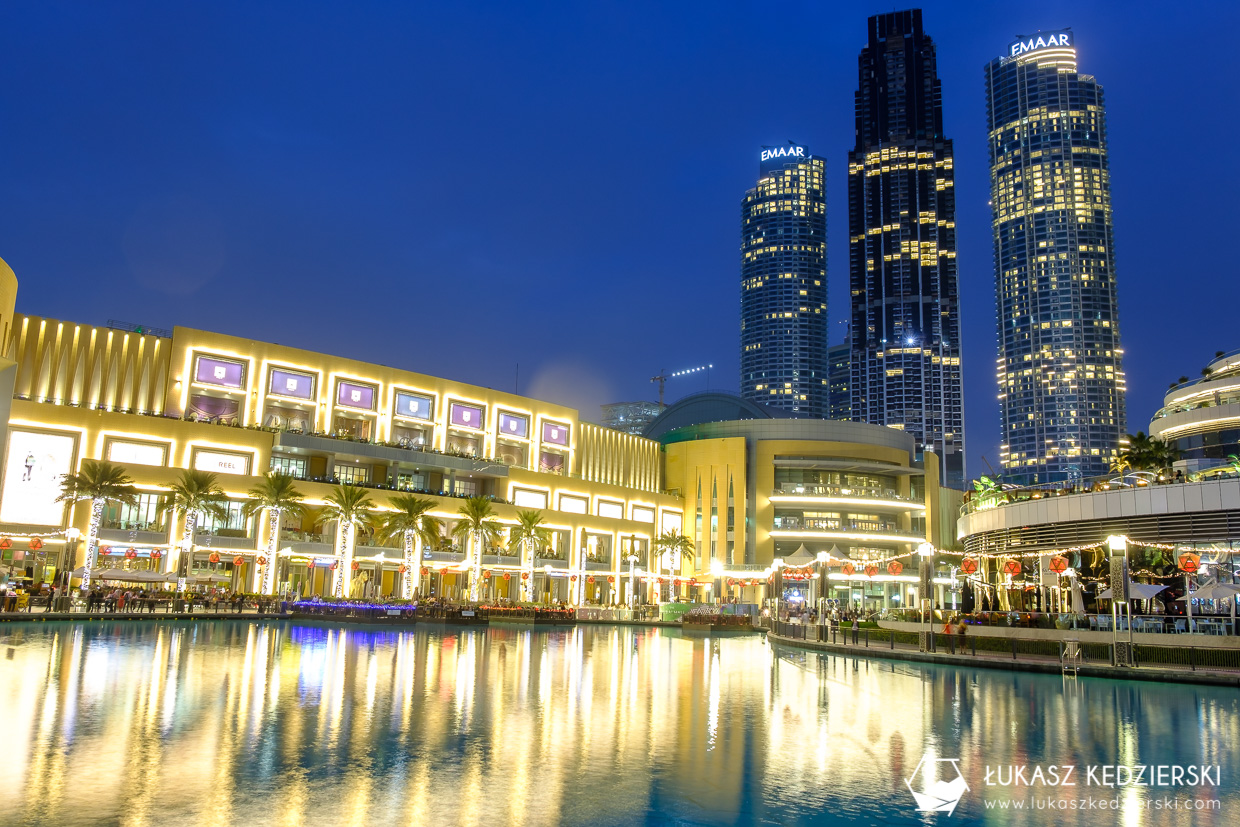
left=4, top=1, right=1237, bottom=481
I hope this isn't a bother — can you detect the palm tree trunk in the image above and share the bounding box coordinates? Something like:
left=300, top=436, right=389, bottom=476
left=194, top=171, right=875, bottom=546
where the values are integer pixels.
left=177, top=512, right=198, bottom=593
left=469, top=531, right=481, bottom=602
left=402, top=531, right=416, bottom=600
left=79, top=498, right=106, bottom=591
left=521, top=541, right=532, bottom=602
left=333, top=521, right=352, bottom=598
left=261, top=510, right=281, bottom=595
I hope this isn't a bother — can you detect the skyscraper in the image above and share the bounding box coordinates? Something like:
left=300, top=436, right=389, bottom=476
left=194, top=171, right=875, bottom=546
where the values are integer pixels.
left=848, top=10, right=965, bottom=488
left=740, top=145, right=828, bottom=418
left=986, top=30, right=1127, bottom=483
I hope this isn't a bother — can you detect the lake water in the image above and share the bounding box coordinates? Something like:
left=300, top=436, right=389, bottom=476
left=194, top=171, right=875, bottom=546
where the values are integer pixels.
left=0, top=620, right=1235, bottom=826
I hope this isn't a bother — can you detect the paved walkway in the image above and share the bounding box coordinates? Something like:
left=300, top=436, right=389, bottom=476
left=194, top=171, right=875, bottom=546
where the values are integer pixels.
left=767, top=630, right=1240, bottom=687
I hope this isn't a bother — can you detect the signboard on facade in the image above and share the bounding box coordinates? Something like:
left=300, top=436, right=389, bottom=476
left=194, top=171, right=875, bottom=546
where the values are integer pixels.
left=106, top=440, right=168, bottom=467
left=194, top=356, right=246, bottom=389
left=0, top=430, right=76, bottom=526
left=450, top=402, right=485, bottom=430
left=394, top=391, right=434, bottom=421
left=542, top=421, right=569, bottom=446
left=1008, top=30, right=1073, bottom=58
left=336, top=381, right=376, bottom=411
left=498, top=412, right=529, bottom=439
left=269, top=369, right=316, bottom=400
left=193, top=449, right=251, bottom=476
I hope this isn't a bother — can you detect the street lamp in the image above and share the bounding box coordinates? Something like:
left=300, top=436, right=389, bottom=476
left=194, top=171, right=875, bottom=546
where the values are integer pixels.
left=917, top=542, right=934, bottom=650
left=543, top=563, right=553, bottom=606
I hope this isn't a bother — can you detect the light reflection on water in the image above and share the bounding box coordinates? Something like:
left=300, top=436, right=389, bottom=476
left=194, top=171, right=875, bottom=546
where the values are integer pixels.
left=0, top=621, right=1236, bottom=826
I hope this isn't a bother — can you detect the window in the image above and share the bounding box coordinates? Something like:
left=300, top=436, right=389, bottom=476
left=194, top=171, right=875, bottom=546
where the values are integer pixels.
left=335, top=464, right=369, bottom=485
left=270, top=456, right=308, bottom=479
left=107, top=493, right=166, bottom=531
left=198, top=501, right=249, bottom=535
left=453, top=478, right=477, bottom=497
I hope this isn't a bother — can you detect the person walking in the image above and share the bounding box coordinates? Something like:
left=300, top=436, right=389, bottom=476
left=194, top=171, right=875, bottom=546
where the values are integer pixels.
left=851, top=617, right=859, bottom=645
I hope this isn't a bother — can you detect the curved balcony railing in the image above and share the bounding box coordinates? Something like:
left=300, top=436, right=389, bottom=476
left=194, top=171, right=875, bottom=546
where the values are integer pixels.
left=769, top=484, right=922, bottom=505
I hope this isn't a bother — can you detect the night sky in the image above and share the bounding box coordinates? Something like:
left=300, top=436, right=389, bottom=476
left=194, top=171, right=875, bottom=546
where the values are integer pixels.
left=4, top=0, right=1237, bottom=483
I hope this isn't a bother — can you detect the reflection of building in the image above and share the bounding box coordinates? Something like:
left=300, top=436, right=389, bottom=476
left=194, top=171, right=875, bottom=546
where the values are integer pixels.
left=986, top=29, right=1127, bottom=483
left=647, top=393, right=958, bottom=609
left=740, top=145, right=828, bottom=418
left=600, top=401, right=662, bottom=436
left=848, top=10, right=965, bottom=488
left=1151, top=350, right=1240, bottom=472
left=0, top=265, right=686, bottom=601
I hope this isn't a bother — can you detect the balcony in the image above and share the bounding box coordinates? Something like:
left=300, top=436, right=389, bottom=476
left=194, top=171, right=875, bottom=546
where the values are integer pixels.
left=768, top=483, right=924, bottom=511
left=769, top=517, right=923, bottom=544
left=274, top=431, right=511, bottom=477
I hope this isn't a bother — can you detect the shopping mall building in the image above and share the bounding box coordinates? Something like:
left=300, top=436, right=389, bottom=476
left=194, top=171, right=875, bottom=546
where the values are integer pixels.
left=0, top=257, right=956, bottom=607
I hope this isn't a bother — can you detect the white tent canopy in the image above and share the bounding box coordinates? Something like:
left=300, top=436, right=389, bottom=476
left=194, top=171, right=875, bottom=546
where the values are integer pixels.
left=784, top=544, right=816, bottom=567
left=1098, top=581, right=1167, bottom=600
left=1187, top=583, right=1240, bottom=602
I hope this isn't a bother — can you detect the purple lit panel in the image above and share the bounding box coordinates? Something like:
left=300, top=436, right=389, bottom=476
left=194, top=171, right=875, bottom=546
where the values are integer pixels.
left=195, top=356, right=245, bottom=389
left=270, top=369, right=315, bottom=400
left=337, top=382, right=376, bottom=410
left=450, top=402, right=485, bottom=430
left=498, top=412, right=528, bottom=439
left=395, top=391, right=434, bottom=421
left=542, top=422, right=569, bottom=446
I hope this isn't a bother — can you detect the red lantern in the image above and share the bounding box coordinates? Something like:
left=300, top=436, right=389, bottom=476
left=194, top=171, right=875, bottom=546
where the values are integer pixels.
left=150, top=550, right=163, bottom=560
left=842, top=563, right=856, bottom=576
left=1003, top=559, right=1023, bottom=577
left=1178, top=553, right=1201, bottom=573
left=887, top=561, right=903, bottom=576
left=960, top=557, right=979, bottom=574
left=257, top=556, right=267, bottom=566
left=29, top=537, right=44, bottom=551
left=864, top=565, right=878, bottom=577
left=351, top=561, right=360, bottom=570
left=308, top=559, right=316, bottom=568
left=208, top=552, right=221, bottom=564
left=521, top=572, right=529, bottom=580
left=587, top=576, right=596, bottom=584
left=0, top=538, right=11, bottom=550
left=234, top=556, right=246, bottom=566
left=101, top=545, right=113, bottom=555
left=503, top=572, right=511, bottom=581
left=398, top=564, right=407, bottom=574
left=570, top=574, right=578, bottom=582
left=1049, top=556, right=1069, bottom=574
left=607, top=576, right=615, bottom=583
left=421, top=566, right=430, bottom=575
left=329, top=561, right=338, bottom=570
left=124, top=548, right=137, bottom=559
left=483, top=570, right=491, bottom=579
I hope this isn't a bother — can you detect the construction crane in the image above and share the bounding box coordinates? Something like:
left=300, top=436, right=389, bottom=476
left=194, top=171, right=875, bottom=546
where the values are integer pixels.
left=651, top=364, right=713, bottom=408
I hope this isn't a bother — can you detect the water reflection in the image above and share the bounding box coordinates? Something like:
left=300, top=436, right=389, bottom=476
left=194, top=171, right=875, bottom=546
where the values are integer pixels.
left=0, top=621, right=1236, bottom=826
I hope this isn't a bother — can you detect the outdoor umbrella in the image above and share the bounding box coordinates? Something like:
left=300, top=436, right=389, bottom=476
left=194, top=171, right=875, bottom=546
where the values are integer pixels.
left=1187, top=583, right=1240, bottom=630
left=1098, top=581, right=1167, bottom=600
left=1070, top=577, right=1086, bottom=615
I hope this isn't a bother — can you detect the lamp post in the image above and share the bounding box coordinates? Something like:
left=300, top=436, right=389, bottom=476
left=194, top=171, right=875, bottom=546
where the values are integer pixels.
left=543, top=563, right=553, bottom=606
left=62, top=528, right=81, bottom=612
left=1107, top=535, right=1135, bottom=666
left=815, top=550, right=830, bottom=622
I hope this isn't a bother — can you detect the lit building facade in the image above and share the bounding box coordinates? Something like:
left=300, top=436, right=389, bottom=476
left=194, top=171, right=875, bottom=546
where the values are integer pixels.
left=1151, top=349, right=1240, bottom=472
left=740, top=146, right=828, bottom=418
left=0, top=259, right=689, bottom=604
left=848, top=10, right=965, bottom=488
left=986, top=29, right=1127, bottom=484
left=828, top=342, right=851, bottom=421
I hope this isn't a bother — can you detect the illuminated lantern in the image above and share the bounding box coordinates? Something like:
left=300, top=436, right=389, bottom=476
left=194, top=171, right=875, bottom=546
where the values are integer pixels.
left=607, top=576, right=615, bottom=583
left=521, top=572, right=529, bottom=580
left=124, top=548, right=137, bottom=559
left=101, top=546, right=113, bottom=556
left=587, top=576, right=596, bottom=584
left=208, top=552, right=221, bottom=564
left=1049, top=556, right=1069, bottom=574
left=29, top=537, right=44, bottom=551
left=842, top=563, right=855, bottom=576
left=308, top=559, right=316, bottom=568
left=398, top=564, right=407, bottom=573
left=570, top=574, right=578, bottom=582
left=0, top=538, right=10, bottom=549
left=887, top=561, right=903, bottom=576
left=234, top=556, right=246, bottom=567
left=1003, top=559, right=1023, bottom=577
left=960, top=557, right=979, bottom=574
left=151, top=550, right=163, bottom=560
left=483, top=570, right=491, bottom=579
left=420, top=566, right=430, bottom=575
left=257, top=556, right=267, bottom=565
left=503, top=572, right=511, bottom=581
left=1178, top=553, right=1201, bottom=573
left=864, top=565, right=878, bottom=577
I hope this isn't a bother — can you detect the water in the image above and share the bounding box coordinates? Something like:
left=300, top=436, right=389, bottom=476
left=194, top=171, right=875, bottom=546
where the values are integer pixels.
left=0, top=620, right=1235, bottom=826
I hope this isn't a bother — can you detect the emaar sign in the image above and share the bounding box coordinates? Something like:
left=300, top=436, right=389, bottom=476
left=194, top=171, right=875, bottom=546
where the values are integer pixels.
left=761, top=146, right=806, bottom=163
left=1009, top=30, right=1073, bottom=57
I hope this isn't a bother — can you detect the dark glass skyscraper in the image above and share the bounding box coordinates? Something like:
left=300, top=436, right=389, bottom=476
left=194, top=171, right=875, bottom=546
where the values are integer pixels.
left=986, top=30, right=1126, bottom=483
left=740, top=146, right=827, bottom=417
left=848, top=10, right=965, bottom=487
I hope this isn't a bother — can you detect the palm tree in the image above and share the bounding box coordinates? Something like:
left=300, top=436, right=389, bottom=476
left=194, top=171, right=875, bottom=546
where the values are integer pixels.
left=508, top=509, right=552, bottom=602
left=451, top=496, right=502, bottom=602
left=377, top=495, right=442, bottom=599
left=241, top=472, right=306, bottom=595
left=158, top=470, right=230, bottom=590
left=323, top=485, right=375, bottom=598
left=56, top=460, right=139, bottom=591
left=654, top=530, right=694, bottom=603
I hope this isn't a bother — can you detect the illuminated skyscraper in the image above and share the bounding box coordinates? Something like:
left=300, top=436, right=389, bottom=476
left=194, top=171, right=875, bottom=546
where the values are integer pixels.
left=986, top=30, right=1127, bottom=483
left=848, top=10, right=965, bottom=487
left=740, top=145, right=828, bottom=418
